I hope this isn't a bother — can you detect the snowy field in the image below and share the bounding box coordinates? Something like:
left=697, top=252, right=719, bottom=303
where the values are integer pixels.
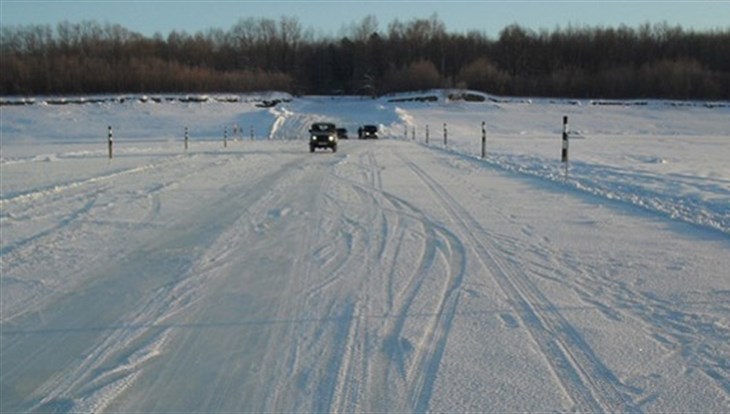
left=1, top=92, right=729, bottom=412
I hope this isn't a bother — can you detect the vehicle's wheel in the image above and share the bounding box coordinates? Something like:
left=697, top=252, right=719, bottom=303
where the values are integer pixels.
left=332, top=145, right=337, bottom=153
left=310, top=146, right=315, bottom=153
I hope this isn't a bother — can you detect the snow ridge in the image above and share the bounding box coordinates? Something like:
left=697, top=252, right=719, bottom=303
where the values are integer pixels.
left=459, top=150, right=730, bottom=235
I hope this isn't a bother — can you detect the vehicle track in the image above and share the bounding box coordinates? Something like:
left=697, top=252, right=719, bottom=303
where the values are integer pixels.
left=299, top=154, right=400, bottom=412
left=440, top=144, right=730, bottom=404
left=10, top=152, right=315, bottom=413
left=567, top=261, right=730, bottom=399
left=1, top=154, right=242, bottom=323
left=432, top=144, right=730, bottom=404
left=0, top=153, right=189, bottom=207
left=394, top=147, right=641, bottom=413
left=321, top=146, right=467, bottom=412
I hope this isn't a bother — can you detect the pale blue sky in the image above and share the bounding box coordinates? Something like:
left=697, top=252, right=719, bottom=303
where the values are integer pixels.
left=2, top=0, right=729, bottom=38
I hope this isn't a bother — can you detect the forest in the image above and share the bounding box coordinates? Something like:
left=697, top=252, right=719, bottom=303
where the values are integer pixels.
left=2, top=15, right=729, bottom=99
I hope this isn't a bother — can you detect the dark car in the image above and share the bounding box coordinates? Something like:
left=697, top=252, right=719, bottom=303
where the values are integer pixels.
left=309, top=122, right=338, bottom=152
left=358, top=125, right=378, bottom=139
left=336, top=128, right=349, bottom=139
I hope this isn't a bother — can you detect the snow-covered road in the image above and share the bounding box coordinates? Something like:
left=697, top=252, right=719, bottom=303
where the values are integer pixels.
left=2, top=137, right=727, bottom=412
left=1, top=94, right=729, bottom=412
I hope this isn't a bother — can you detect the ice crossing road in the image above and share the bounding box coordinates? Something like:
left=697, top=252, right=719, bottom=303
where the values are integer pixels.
left=2, top=139, right=728, bottom=412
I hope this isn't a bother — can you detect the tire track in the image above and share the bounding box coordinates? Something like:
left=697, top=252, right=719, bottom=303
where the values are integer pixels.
left=0, top=188, right=103, bottom=258
left=327, top=145, right=467, bottom=412
left=395, top=147, right=641, bottom=413
left=1, top=153, right=228, bottom=265
left=1, top=155, right=241, bottom=324
left=329, top=300, right=367, bottom=414
left=305, top=154, right=406, bottom=412
left=283, top=144, right=467, bottom=412
left=239, top=156, right=343, bottom=412
left=0, top=153, right=188, bottom=207
left=443, top=148, right=730, bottom=403
left=569, top=268, right=730, bottom=399
left=13, top=153, right=315, bottom=413
left=316, top=300, right=359, bottom=414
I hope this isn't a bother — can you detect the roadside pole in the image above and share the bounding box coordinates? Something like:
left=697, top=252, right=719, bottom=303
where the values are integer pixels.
left=108, top=126, right=113, bottom=159
left=562, top=116, right=569, bottom=180
left=481, top=121, right=486, bottom=159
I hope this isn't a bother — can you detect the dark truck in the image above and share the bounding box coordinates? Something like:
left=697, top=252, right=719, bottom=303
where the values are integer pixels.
left=309, top=122, right=338, bottom=152
left=358, top=124, right=378, bottom=139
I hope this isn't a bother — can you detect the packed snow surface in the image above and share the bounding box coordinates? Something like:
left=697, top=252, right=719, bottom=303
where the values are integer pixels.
left=1, top=92, right=729, bottom=412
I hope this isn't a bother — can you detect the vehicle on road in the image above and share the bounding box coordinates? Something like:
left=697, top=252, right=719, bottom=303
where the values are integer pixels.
left=336, top=128, right=349, bottom=139
left=358, top=125, right=378, bottom=139
left=309, top=122, right=338, bottom=152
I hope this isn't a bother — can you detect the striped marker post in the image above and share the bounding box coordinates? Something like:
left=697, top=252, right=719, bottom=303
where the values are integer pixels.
left=481, top=121, right=486, bottom=159
left=562, top=116, right=569, bottom=179
left=108, top=126, right=113, bottom=159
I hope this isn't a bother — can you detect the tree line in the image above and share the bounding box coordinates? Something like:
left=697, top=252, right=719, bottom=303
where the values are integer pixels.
left=2, top=15, right=729, bottom=99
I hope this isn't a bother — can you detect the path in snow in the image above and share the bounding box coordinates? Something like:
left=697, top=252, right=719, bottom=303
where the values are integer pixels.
left=2, top=138, right=728, bottom=412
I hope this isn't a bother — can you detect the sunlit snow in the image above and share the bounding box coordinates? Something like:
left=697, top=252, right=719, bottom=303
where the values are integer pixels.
left=1, top=92, right=728, bottom=412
